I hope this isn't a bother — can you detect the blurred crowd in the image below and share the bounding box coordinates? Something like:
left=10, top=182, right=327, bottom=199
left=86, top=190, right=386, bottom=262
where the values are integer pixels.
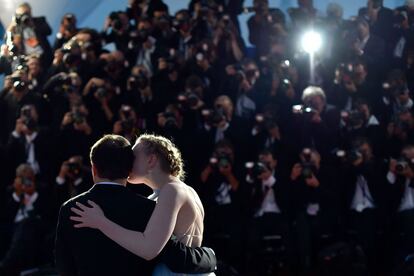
left=1, top=0, right=414, bottom=275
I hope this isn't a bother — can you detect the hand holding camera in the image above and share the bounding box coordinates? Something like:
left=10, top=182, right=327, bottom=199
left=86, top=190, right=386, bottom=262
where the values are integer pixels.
left=13, top=177, right=24, bottom=197
left=14, top=118, right=29, bottom=136
left=305, top=173, right=320, bottom=188
left=290, top=163, right=302, bottom=181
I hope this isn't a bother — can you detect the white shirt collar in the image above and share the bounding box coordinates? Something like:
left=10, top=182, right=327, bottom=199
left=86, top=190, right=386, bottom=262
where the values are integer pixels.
left=25, top=131, right=38, bottom=143
left=95, top=181, right=125, bottom=187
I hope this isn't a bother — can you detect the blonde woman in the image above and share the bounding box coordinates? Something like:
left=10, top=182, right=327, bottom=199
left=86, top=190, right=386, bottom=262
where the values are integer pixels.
left=70, top=134, right=212, bottom=275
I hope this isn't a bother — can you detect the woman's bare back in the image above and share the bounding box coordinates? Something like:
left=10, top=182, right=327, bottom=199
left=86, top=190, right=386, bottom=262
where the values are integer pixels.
left=171, top=182, right=204, bottom=248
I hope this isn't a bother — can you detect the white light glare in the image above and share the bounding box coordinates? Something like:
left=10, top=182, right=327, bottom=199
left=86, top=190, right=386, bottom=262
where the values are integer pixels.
left=301, top=31, right=322, bottom=54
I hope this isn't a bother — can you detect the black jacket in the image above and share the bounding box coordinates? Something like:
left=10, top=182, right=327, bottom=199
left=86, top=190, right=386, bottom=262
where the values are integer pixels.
left=55, top=184, right=216, bottom=276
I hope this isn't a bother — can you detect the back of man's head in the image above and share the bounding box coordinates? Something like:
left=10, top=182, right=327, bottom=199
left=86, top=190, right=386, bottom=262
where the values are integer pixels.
left=89, top=135, right=134, bottom=181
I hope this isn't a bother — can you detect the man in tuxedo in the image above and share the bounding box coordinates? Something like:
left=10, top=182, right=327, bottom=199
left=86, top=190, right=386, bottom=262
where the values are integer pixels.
left=55, top=134, right=216, bottom=276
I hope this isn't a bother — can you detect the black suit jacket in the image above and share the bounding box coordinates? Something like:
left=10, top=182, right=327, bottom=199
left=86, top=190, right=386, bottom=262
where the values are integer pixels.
left=55, top=184, right=216, bottom=276
left=6, top=128, right=55, bottom=182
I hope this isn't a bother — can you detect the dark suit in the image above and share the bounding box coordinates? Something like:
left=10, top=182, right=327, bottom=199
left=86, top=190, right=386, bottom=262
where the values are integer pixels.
left=55, top=183, right=216, bottom=276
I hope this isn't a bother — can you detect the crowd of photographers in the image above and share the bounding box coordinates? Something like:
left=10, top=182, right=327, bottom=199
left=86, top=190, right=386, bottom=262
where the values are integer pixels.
left=0, top=0, right=414, bottom=275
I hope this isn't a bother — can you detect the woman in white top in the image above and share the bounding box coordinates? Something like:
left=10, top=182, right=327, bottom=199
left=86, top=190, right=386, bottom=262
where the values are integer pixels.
left=70, top=134, right=212, bottom=275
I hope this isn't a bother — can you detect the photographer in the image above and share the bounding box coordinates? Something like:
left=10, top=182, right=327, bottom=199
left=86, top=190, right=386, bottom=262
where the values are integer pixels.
left=245, top=149, right=291, bottom=273
left=197, top=95, right=250, bottom=165
left=123, top=66, right=156, bottom=127
left=55, top=156, right=92, bottom=206
left=53, top=13, right=79, bottom=51
left=346, top=18, right=386, bottom=76
left=340, top=137, right=388, bottom=273
left=247, top=0, right=274, bottom=57
left=151, top=54, right=181, bottom=111
left=289, top=148, right=340, bottom=271
left=171, top=10, right=195, bottom=60
left=102, top=11, right=132, bottom=54
left=42, top=72, right=83, bottom=129
left=387, top=145, right=414, bottom=261
left=113, top=105, right=141, bottom=142
left=0, top=69, right=50, bottom=143
left=289, top=86, right=340, bottom=159
left=213, top=14, right=245, bottom=69
left=0, top=164, right=53, bottom=275
left=328, top=61, right=381, bottom=112
left=5, top=105, right=54, bottom=185
left=82, top=77, right=118, bottom=135
left=26, top=55, right=46, bottom=93
left=200, top=139, right=243, bottom=269
left=340, top=99, right=385, bottom=157
left=58, top=103, right=94, bottom=162
left=5, top=3, right=52, bottom=67
left=385, top=109, right=414, bottom=157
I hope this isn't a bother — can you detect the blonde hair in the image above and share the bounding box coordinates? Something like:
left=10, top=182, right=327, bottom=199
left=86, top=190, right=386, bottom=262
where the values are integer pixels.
left=136, top=134, right=185, bottom=181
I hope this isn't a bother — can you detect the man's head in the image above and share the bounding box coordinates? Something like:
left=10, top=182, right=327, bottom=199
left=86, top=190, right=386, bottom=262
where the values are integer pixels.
left=302, top=86, right=326, bottom=113
left=89, top=135, right=134, bottom=183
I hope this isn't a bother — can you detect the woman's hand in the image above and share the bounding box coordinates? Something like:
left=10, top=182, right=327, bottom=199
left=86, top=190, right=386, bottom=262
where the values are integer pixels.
left=70, top=200, right=107, bottom=229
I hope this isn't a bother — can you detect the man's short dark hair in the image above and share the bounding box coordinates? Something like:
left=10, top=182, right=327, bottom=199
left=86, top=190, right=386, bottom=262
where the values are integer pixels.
left=90, top=135, right=134, bottom=180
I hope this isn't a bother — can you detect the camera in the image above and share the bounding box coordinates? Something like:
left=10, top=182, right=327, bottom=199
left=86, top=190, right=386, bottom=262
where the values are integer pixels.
left=337, top=63, right=354, bottom=84
left=12, top=76, right=27, bottom=92
left=245, top=161, right=269, bottom=179
left=120, top=105, right=134, bottom=132
left=21, top=177, right=34, bottom=188
left=341, top=110, right=365, bottom=128
left=210, top=153, right=232, bottom=169
left=62, top=41, right=82, bottom=66
left=292, top=105, right=317, bottom=116
left=129, top=72, right=148, bottom=90
left=109, top=11, right=123, bottom=31
left=67, top=161, right=81, bottom=175
left=301, top=148, right=316, bottom=179
left=15, top=12, right=31, bottom=25
left=202, top=107, right=227, bottom=126
left=161, top=112, right=178, bottom=129
left=394, top=157, right=414, bottom=174
left=336, top=149, right=363, bottom=163
left=71, top=110, right=85, bottom=125
left=20, top=105, right=37, bottom=131
left=178, top=91, right=200, bottom=109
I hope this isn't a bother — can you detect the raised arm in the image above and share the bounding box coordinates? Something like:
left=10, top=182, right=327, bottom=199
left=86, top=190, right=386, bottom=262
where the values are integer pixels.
left=71, top=184, right=184, bottom=260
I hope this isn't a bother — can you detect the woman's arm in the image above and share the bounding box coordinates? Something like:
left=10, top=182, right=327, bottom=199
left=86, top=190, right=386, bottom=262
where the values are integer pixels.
left=71, top=184, right=184, bottom=260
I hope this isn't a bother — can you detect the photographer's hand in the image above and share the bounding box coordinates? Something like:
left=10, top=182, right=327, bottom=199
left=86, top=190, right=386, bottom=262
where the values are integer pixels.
left=201, top=165, right=213, bottom=183
left=113, top=121, right=123, bottom=134
left=389, top=158, right=397, bottom=174
left=344, top=81, right=357, bottom=93
left=290, top=163, right=302, bottom=181
left=74, top=121, right=92, bottom=136
left=403, top=166, right=414, bottom=179
left=14, top=118, right=27, bottom=136
left=305, top=174, right=320, bottom=188
left=13, top=177, right=24, bottom=197
left=61, top=112, right=73, bottom=128
left=220, top=165, right=239, bottom=191
left=59, top=161, right=70, bottom=179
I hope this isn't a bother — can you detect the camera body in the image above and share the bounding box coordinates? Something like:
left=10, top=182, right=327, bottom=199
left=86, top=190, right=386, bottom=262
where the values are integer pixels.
left=20, top=105, right=37, bottom=131
left=109, top=11, right=123, bottom=31
left=341, top=110, right=365, bottom=128
left=202, top=107, right=227, bottom=126
left=15, top=12, right=31, bottom=26
left=210, top=153, right=232, bottom=169
left=246, top=161, right=270, bottom=179
left=178, top=91, right=200, bottom=109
